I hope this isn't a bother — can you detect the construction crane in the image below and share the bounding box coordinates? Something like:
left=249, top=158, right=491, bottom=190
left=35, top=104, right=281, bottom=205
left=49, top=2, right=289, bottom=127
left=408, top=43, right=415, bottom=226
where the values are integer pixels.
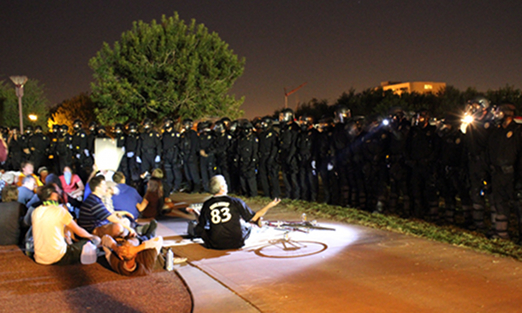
left=284, top=82, right=307, bottom=109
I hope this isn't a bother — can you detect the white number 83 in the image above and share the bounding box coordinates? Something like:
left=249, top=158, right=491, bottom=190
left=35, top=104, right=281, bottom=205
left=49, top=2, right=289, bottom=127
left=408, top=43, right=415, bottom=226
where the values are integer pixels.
left=210, top=208, right=232, bottom=224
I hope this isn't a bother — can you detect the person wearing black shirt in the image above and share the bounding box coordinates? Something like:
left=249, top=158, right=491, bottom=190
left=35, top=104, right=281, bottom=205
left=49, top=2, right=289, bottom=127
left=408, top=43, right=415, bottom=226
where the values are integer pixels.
left=194, top=175, right=280, bottom=250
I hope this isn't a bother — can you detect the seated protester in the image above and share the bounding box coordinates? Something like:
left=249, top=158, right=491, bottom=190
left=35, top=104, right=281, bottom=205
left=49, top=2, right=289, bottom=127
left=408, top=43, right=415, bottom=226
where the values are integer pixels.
left=0, top=185, right=27, bottom=245
left=18, top=175, right=36, bottom=206
left=101, top=235, right=163, bottom=277
left=16, top=161, right=43, bottom=189
left=59, top=166, right=84, bottom=204
left=104, top=181, right=134, bottom=221
left=193, top=175, right=281, bottom=250
left=37, top=167, right=49, bottom=187
left=112, top=171, right=143, bottom=220
left=78, top=176, right=136, bottom=238
left=82, top=165, right=114, bottom=201
left=32, top=184, right=100, bottom=265
left=137, top=177, right=164, bottom=219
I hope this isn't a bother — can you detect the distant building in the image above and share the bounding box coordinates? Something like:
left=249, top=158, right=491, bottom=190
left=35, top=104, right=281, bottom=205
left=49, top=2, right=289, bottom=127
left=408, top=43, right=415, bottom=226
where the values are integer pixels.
left=380, top=81, right=446, bottom=95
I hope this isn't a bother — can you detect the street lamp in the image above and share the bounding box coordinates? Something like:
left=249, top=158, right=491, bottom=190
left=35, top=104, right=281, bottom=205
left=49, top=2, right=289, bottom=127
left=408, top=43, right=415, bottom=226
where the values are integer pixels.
left=9, top=75, right=28, bottom=133
left=28, top=114, right=38, bottom=122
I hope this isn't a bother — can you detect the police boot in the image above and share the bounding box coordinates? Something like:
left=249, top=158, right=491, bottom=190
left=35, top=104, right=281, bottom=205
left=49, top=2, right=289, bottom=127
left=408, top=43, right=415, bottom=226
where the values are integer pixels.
left=494, top=213, right=510, bottom=240
left=471, top=203, right=486, bottom=232
left=445, top=204, right=455, bottom=225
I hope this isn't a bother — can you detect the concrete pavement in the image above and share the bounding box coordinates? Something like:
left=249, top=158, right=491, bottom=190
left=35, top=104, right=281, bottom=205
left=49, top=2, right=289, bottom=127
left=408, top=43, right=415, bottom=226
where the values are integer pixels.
left=158, top=193, right=522, bottom=313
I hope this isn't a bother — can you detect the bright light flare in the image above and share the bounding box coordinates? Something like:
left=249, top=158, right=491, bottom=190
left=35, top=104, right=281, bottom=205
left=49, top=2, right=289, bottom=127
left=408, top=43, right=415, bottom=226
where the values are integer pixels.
left=28, top=114, right=37, bottom=121
left=462, top=114, right=474, bottom=124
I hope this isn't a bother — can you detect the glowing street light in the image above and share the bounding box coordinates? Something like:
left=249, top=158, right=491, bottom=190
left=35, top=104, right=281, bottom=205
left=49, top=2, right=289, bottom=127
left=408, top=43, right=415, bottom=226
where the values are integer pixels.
left=9, top=76, right=28, bottom=133
left=28, top=114, right=38, bottom=122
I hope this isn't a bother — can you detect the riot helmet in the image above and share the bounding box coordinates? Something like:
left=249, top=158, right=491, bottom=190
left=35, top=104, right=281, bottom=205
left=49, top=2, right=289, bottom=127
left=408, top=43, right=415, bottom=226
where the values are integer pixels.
left=279, top=108, right=294, bottom=123
left=335, top=105, right=351, bottom=124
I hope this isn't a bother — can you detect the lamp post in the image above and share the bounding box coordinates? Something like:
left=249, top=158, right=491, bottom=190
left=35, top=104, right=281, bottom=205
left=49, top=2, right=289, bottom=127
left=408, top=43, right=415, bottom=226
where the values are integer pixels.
left=9, top=76, right=28, bottom=133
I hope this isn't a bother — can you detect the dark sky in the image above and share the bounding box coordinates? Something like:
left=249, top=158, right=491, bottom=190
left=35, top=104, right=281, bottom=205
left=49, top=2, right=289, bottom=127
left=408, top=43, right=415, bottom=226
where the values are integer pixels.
left=1, top=0, right=522, bottom=118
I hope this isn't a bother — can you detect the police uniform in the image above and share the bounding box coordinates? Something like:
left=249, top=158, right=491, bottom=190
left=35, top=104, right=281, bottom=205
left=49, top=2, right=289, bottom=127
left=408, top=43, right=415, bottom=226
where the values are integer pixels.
left=180, top=124, right=201, bottom=193
left=386, top=118, right=412, bottom=216
left=210, top=126, right=233, bottom=191
left=297, top=125, right=319, bottom=202
left=138, top=122, right=161, bottom=174
left=257, top=123, right=280, bottom=199
left=198, top=124, right=216, bottom=193
left=162, top=127, right=183, bottom=194
left=317, top=124, right=336, bottom=204
left=407, top=121, right=439, bottom=220
left=237, top=125, right=258, bottom=197
left=124, top=124, right=142, bottom=183
left=487, top=116, right=522, bottom=239
left=28, top=127, right=50, bottom=171
left=279, top=121, right=300, bottom=199
left=71, top=123, right=89, bottom=181
left=360, top=122, right=389, bottom=213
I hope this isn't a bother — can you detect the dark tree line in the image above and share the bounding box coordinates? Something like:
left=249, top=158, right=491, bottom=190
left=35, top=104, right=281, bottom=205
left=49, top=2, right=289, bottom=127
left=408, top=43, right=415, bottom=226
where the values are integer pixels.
left=291, top=85, right=522, bottom=121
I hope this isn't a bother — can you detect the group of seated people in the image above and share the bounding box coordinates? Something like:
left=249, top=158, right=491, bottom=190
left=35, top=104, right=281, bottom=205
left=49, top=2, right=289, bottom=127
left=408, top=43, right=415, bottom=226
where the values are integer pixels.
left=0, top=160, right=282, bottom=276
left=0, top=161, right=174, bottom=276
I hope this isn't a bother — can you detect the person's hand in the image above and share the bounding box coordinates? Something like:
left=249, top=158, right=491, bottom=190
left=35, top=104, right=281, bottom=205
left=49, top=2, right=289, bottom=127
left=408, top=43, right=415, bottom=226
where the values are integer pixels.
left=269, top=198, right=281, bottom=208
left=89, top=235, right=101, bottom=247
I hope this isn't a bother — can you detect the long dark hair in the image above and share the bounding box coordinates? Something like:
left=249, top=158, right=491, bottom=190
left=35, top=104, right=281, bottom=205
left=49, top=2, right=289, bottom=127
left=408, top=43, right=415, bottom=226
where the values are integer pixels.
left=146, top=177, right=164, bottom=198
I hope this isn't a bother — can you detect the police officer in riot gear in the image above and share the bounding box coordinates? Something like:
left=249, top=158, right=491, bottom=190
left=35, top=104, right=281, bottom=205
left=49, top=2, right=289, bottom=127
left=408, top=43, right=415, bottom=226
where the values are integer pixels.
left=237, top=121, right=258, bottom=197
left=28, top=125, right=49, bottom=171
left=114, top=123, right=128, bottom=176
left=180, top=118, right=201, bottom=193
left=317, top=117, right=336, bottom=204
left=333, top=105, right=354, bottom=206
left=297, top=115, right=319, bottom=202
left=462, top=97, right=494, bottom=232
left=198, top=121, right=216, bottom=193
left=227, top=120, right=241, bottom=193
left=279, top=108, right=300, bottom=199
left=210, top=119, right=232, bottom=189
left=257, top=116, right=280, bottom=199
left=21, top=125, right=33, bottom=162
left=487, top=104, right=522, bottom=239
left=124, top=122, right=142, bottom=183
left=54, top=125, right=73, bottom=174
left=161, top=118, right=183, bottom=194
left=71, top=119, right=90, bottom=181
left=138, top=118, right=161, bottom=174
left=386, top=107, right=412, bottom=216
left=359, top=115, right=389, bottom=213
left=407, top=109, right=440, bottom=221
left=437, top=113, right=472, bottom=225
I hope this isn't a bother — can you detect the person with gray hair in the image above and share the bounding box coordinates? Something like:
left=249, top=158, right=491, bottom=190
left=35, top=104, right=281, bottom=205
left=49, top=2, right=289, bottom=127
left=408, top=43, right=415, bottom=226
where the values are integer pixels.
left=193, top=175, right=280, bottom=249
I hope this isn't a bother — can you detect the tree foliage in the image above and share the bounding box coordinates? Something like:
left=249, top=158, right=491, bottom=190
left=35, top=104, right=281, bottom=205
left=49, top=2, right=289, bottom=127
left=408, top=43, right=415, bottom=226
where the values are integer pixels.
left=0, top=79, right=50, bottom=130
left=89, top=12, right=245, bottom=125
left=48, top=93, right=96, bottom=131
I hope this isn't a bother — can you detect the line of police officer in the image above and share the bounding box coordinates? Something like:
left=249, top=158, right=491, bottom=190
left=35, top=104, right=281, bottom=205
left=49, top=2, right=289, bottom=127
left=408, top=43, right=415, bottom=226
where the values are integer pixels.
left=2, top=97, right=521, bottom=242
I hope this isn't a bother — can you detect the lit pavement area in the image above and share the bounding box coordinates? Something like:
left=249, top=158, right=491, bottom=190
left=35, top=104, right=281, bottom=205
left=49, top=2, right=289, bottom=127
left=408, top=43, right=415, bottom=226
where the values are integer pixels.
left=159, top=193, right=522, bottom=313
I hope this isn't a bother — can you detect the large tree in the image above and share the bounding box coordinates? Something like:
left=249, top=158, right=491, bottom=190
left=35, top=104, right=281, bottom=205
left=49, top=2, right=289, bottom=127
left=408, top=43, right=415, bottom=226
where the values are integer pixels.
left=0, top=79, right=50, bottom=130
left=89, top=12, right=245, bottom=125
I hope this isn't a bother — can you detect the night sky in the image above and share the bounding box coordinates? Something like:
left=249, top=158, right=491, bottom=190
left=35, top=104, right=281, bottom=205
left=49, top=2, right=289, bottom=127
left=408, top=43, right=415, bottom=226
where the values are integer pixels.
left=1, top=1, right=522, bottom=118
